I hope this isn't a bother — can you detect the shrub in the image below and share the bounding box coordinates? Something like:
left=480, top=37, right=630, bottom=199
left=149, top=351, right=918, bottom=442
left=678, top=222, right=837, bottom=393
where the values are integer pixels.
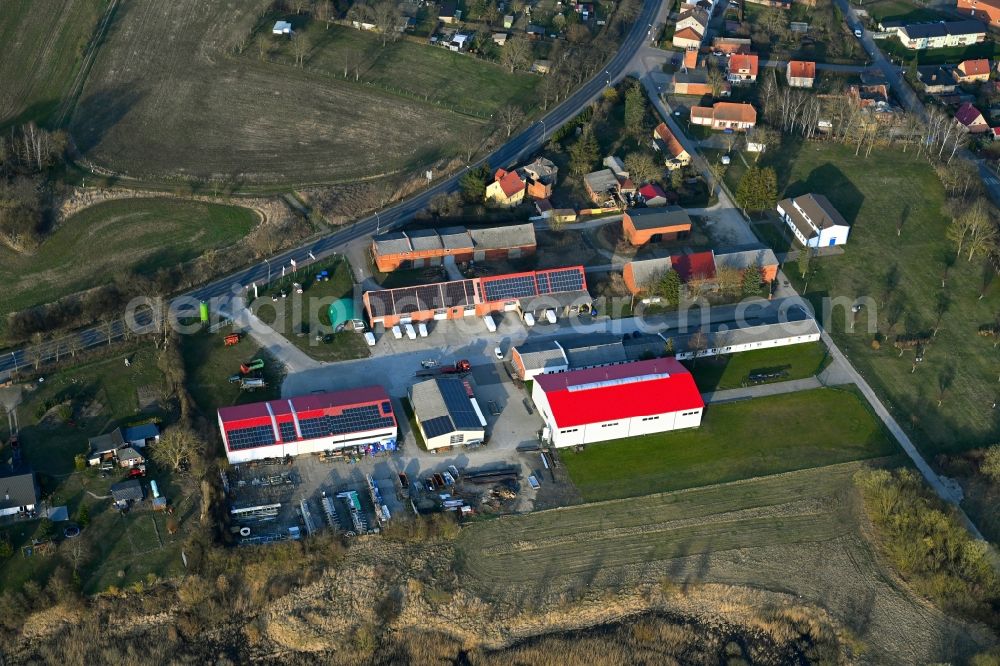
left=73, top=454, right=87, bottom=471
left=76, top=503, right=90, bottom=528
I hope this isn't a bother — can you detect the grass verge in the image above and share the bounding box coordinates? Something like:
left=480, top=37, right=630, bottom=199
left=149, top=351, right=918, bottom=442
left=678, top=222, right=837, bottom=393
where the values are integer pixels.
left=683, top=341, right=830, bottom=392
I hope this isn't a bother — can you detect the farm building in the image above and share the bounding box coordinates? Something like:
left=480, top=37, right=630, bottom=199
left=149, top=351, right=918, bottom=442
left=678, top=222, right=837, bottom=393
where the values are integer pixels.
left=409, top=377, right=486, bottom=450
left=622, top=207, right=692, bottom=245
left=785, top=60, right=816, bottom=88
left=511, top=332, right=664, bottom=380
left=777, top=194, right=850, bottom=247
left=272, top=20, right=292, bottom=35
left=111, top=479, right=144, bottom=506
left=371, top=223, right=536, bottom=271
left=217, top=387, right=398, bottom=464
left=663, top=304, right=821, bottom=359
left=653, top=123, right=691, bottom=169
left=0, top=468, right=39, bottom=517
left=532, top=358, right=704, bottom=448
left=955, top=102, right=990, bottom=133
left=622, top=244, right=778, bottom=294
left=362, top=266, right=590, bottom=328
left=638, top=183, right=669, bottom=207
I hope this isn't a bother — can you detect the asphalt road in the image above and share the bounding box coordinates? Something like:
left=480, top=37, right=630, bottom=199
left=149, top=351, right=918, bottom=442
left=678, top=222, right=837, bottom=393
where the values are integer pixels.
left=0, top=0, right=662, bottom=379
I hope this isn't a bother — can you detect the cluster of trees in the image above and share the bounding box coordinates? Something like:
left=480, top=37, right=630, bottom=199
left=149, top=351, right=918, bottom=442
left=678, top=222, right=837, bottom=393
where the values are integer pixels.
left=735, top=166, right=778, bottom=214
left=0, top=123, right=68, bottom=252
left=855, top=468, right=1000, bottom=626
left=947, top=198, right=998, bottom=264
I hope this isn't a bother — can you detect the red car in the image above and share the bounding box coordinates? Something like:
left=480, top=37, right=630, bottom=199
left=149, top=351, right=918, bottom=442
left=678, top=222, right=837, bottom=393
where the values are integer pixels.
left=127, top=467, right=146, bottom=479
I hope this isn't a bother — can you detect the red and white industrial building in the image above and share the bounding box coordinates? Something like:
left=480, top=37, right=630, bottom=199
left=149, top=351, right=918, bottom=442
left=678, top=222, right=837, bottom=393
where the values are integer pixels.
left=217, top=387, right=397, bottom=464
left=531, top=358, right=704, bottom=448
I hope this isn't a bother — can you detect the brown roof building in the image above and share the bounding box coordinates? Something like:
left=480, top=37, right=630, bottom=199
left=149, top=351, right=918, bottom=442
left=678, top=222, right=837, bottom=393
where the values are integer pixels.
left=689, top=102, right=757, bottom=131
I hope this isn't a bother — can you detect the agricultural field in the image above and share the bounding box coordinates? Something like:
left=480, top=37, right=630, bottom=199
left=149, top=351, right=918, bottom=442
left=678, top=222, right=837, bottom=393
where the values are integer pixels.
left=560, top=388, right=896, bottom=501
left=733, top=140, right=1000, bottom=457
left=67, top=0, right=527, bottom=185
left=0, top=346, right=195, bottom=594
left=0, top=0, right=106, bottom=127
left=683, top=341, right=830, bottom=391
left=456, top=461, right=996, bottom=663
left=274, top=23, right=539, bottom=118
left=0, top=197, right=258, bottom=326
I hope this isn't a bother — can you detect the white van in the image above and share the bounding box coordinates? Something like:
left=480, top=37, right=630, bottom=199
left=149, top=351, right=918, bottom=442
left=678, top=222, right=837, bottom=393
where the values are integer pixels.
left=417, top=322, right=428, bottom=337
left=364, top=332, right=376, bottom=347
left=544, top=309, right=557, bottom=324
left=392, top=325, right=403, bottom=339
left=483, top=315, right=497, bottom=333
left=523, top=312, right=535, bottom=327
left=405, top=323, right=417, bottom=340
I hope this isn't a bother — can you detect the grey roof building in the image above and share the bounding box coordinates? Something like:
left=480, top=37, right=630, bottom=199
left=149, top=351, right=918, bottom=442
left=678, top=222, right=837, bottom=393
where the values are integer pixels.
left=468, top=223, right=536, bottom=250
left=714, top=244, right=779, bottom=272
left=626, top=206, right=692, bottom=230
left=0, top=468, right=39, bottom=515
left=111, top=479, right=144, bottom=503
left=89, top=429, right=125, bottom=456
left=407, top=228, right=444, bottom=252
left=662, top=304, right=821, bottom=358
left=408, top=377, right=487, bottom=450
left=439, top=227, right=472, bottom=250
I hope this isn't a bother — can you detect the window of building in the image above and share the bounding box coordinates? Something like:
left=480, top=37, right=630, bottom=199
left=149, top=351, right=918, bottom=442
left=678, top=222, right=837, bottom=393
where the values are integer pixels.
left=449, top=434, right=464, bottom=444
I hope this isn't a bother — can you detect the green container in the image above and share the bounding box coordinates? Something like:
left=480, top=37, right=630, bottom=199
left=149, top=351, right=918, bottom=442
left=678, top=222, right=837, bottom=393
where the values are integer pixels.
left=199, top=301, right=209, bottom=323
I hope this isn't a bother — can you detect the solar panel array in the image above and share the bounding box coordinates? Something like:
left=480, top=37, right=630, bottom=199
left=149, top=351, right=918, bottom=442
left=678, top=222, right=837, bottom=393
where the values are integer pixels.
left=297, top=404, right=395, bottom=440
left=368, top=280, right=477, bottom=317
left=438, top=379, right=483, bottom=429
left=227, top=425, right=277, bottom=451
left=480, top=273, right=538, bottom=302
left=539, top=267, right=585, bottom=294
left=421, top=415, right=455, bottom=439
left=278, top=421, right=298, bottom=442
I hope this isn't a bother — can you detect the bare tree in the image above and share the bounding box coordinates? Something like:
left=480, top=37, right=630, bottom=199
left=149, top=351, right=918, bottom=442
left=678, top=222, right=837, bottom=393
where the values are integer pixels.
left=315, top=0, right=334, bottom=28
left=343, top=48, right=364, bottom=80
left=291, top=31, right=310, bottom=67
left=372, top=0, right=402, bottom=47
left=948, top=198, right=988, bottom=260
left=500, top=35, right=532, bottom=73
left=257, top=33, right=273, bottom=61
left=624, top=152, right=660, bottom=185
left=496, top=104, right=525, bottom=137
left=150, top=427, right=203, bottom=474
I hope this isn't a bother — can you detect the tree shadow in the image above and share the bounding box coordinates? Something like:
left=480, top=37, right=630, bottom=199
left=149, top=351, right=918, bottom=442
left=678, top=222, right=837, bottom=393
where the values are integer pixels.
left=784, top=162, right=865, bottom=226
left=70, top=85, right=143, bottom=155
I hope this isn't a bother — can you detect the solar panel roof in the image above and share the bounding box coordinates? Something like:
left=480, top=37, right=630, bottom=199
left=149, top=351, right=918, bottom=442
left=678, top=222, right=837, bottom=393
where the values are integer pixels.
left=438, top=379, right=483, bottom=429
left=421, top=415, right=455, bottom=439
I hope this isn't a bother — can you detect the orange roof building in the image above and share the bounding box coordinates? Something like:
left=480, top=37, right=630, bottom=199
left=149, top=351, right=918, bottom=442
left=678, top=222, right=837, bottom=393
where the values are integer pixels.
left=727, top=53, right=759, bottom=82
left=785, top=60, right=816, bottom=88
left=690, top=102, right=757, bottom=131
left=955, top=58, right=992, bottom=81
left=958, top=0, right=1000, bottom=26
left=485, top=168, right=526, bottom=207
left=653, top=123, right=691, bottom=169
left=672, top=27, right=704, bottom=49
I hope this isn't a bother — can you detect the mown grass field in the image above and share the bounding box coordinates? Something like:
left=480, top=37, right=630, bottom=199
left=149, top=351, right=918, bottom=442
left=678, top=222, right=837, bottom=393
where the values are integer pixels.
left=66, top=0, right=529, bottom=185
left=734, top=141, right=1000, bottom=456
left=275, top=23, right=539, bottom=118
left=181, top=329, right=283, bottom=419
left=456, top=460, right=993, bottom=663
left=0, top=0, right=106, bottom=127
left=560, top=388, right=896, bottom=502
left=0, top=346, right=194, bottom=595
left=683, top=342, right=830, bottom=392
left=0, top=197, right=257, bottom=327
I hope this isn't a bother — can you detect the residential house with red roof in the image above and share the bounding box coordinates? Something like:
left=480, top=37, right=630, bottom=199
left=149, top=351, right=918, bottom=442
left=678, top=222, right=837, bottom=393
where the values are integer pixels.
left=485, top=168, right=526, bottom=207
left=653, top=123, right=692, bottom=169
left=954, top=58, right=991, bottom=82
left=785, top=60, right=816, bottom=88
left=727, top=53, right=759, bottom=83
left=217, top=388, right=398, bottom=464
left=673, top=8, right=708, bottom=48
left=690, top=102, right=757, bottom=130
left=955, top=102, right=989, bottom=133
left=958, top=0, right=1000, bottom=27
left=531, top=358, right=704, bottom=447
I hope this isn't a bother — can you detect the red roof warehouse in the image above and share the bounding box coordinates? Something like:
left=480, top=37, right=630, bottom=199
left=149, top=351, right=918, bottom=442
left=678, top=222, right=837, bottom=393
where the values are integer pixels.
left=530, top=358, right=704, bottom=447
left=217, top=387, right=398, bottom=464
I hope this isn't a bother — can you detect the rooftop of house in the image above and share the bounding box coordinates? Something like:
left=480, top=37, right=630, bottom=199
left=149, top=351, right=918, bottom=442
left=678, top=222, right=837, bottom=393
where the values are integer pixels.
left=729, top=53, right=759, bottom=75
left=787, top=60, right=816, bottom=79
left=712, top=102, right=757, bottom=123
left=714, top=243, right=779, bottom=271
left=626, top=205, right=692, bottom=230
left=779, top=193, right=849, bottom=236
left=892, top=19, right=985, bottom=39
left=956, top=101, right=987, bottom=126
left=674, top=26, right=704, bottom=41
left=410, top=377, right=485, bottom=438
left=494, top=168, right=526, bottom=198
left=0, top=468, right=38, bottom=511
left=584, top=168, right=622, bottom=194
left=958, top=58, right=991, bottom=76
left=111, top=479, right=144, bottom=502
left=653, top=123, right=688, bottom=159
left=638, top=183, right=668, bottom=200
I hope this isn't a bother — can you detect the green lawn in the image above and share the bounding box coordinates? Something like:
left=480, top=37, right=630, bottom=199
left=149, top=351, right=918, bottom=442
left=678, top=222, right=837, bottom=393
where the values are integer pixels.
left=683, top=342, right=830, bottom=391
left=250, top=257, right=370, bottom=362
left=0, top=344, right=195, bottom=595
left=266, top=23, right=539, bottom=118
left=0, top=0, right=106, bottom=127
left=880, top=37, right=1000, bottom=65
left=561, top=388, right=897, bottom=501
left=0, top=198, right=258, bottom=329
left=752, top=141, right=1000, bottom=456
left=181, top=329, right=283, bottom=419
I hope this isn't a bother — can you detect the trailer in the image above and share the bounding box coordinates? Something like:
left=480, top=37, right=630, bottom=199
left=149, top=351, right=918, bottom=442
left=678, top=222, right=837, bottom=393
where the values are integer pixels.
left=483, top=315, right=497, bottom=333
left=415, top=359, right=471, bottom=378
left=240, top=378, right=267, bottom=391
left=240, top=358, right=265, bottom=374
left=224, top=333, right=241, bottom=346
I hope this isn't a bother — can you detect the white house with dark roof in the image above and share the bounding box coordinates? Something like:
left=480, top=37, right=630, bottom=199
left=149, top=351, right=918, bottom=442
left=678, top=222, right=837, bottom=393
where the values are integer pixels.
left=777, top=194, right=850, bottom=247
left=0, top=468, right=39, bottom=517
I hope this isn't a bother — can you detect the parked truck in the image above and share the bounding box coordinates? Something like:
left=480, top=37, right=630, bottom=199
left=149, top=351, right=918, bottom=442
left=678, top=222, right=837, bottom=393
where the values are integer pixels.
left=415, top=359, right=471, bottom=377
